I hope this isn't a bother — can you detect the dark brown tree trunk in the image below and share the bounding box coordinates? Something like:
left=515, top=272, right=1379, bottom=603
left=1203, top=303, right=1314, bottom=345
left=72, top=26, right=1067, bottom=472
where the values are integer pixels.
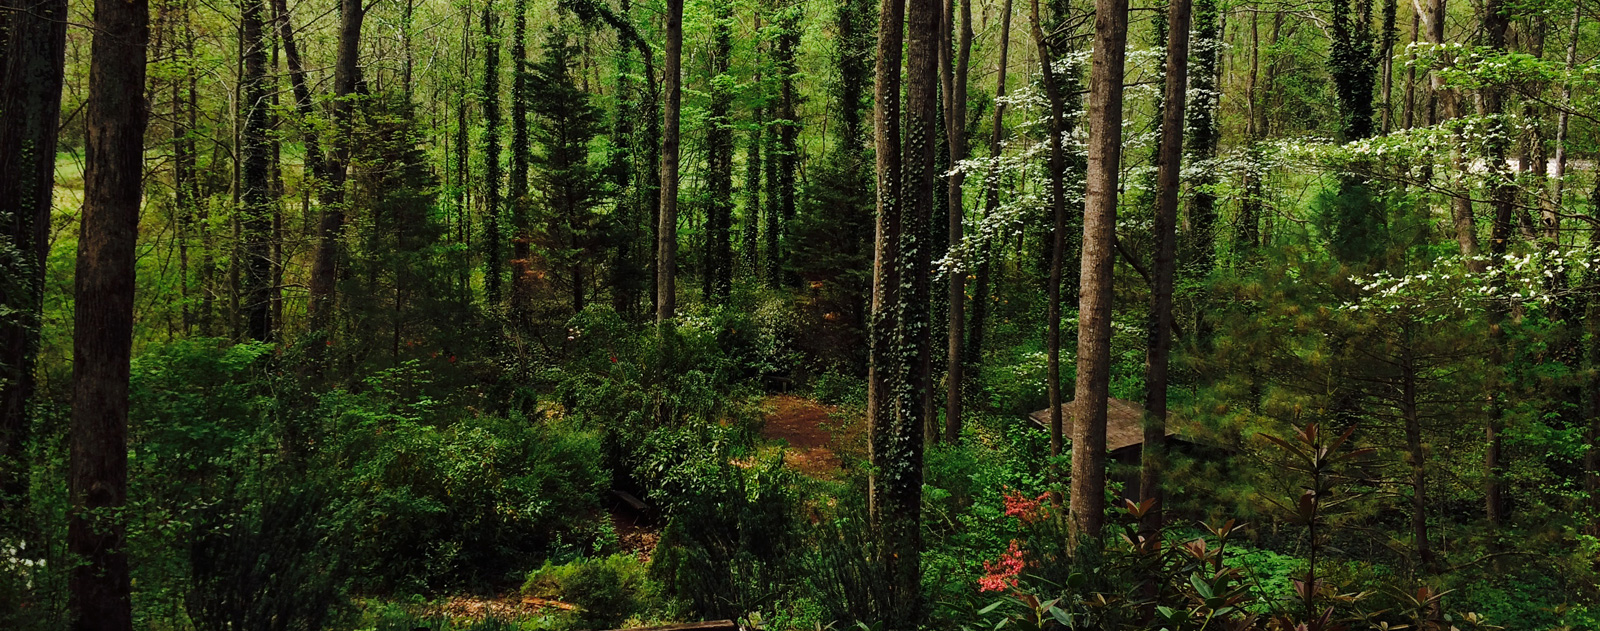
left=1071, top=0, right=1129, bottom=544
left=69, top=0, right=147, bottom=624
left=306, top=0, right=366, bottom=348
left=240, top=0, right=273, bottom=341
left=1032, top=0, right=1071, bottom=461
left=656, top=0, right=683, bottom=323
left=1139, top=0, right=1190, bottom=536
left=965, top=0, right=1012, bottom=386
left=0, top=0, right=67, bottom=508
left=868, top=0, right=930, bottom=620
left=1400, top=338, right=1435, bottom=568
left=941, top=0, right=972, bottom=443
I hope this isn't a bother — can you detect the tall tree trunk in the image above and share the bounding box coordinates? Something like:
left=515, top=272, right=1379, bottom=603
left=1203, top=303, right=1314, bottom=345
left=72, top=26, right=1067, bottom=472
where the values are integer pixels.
left=744, top=102, right=763, bottom=276
left=240, top=0, right=273, bottom=341
left=1186, top=0, right=1220, bottom=274
left=306, top=0, right=367, bottom=351
left=1032, top=0, right=1072, bottom=461
left=772, top=6, right=800, bottom=287
left=509, top=0, right=531, bottom=317
left=1378, top=0, right=1398, bottom=133
left=965, top=0, right=1013, bottom=384
left=70, top=0, right=147, bottom=623
left=707, top=0, right=734, bottom=303
left=656, top=0, right=683, bottom=323
left=481, top=6, right=503, bottom=306
left=0, top=0, right=67, bottom=508
left=1139, top=0, right=1190, bottom=536
left=1071, top=0, right=1129, bottom=544
left=941, top=0, right=973, bottom=442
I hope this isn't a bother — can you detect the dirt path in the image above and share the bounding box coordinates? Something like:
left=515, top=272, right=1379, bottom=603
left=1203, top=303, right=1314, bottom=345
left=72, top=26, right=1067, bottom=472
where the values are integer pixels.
left=760, top=394, right=861, bottom=479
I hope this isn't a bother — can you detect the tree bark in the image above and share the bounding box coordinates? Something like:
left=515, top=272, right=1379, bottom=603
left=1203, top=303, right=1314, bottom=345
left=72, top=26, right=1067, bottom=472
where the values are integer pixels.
left=481, top=6, right=503, bottom=306
left=240, top=0, right=274, bottom=341
left=965, top=0, right=1013, bottom=384
left=941, top=0, right=972, bottom=442
left=1140, top=0, right=1190, bottom=536
left=1032, top=0, right=1071, bottom=461
left=70, top=0, right=147, bottom=623
left=1071, top=0, right=1129, bottom=544
left=655, top=0, right=683, bottom=323
left=0, top=0, right=67, bottom=508
left=306, top=0, right=367, bottom=349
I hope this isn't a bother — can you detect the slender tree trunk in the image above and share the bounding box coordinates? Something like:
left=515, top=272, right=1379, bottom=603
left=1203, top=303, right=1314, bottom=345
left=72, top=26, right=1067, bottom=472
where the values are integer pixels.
left=509, top=0, right=531, bottom=317
left=941, top=0, right=973, bottom=442
left=481, top=6, right=503, bottom=306
left=0, top=0, right=67, bottom=508
left=1546, top=0, right=1579, bottom=240
left=1139, top=0, right=1190, bottom=536
left=772, top=7, right=800, bottom=287
left=656, top=0, right=683, bottom=323
left=708, top=0, right=734, bottom=303
left=1071, top=0, right=1129, bottom=544
left=1402, top=10, right=1418, bottom=129
left=965, top=0, right=1013, bottom=383
left=1032, top=0, right=1071, bottom=461
left=1400, top=337, right=1434, bottom=568
left=70, top=0, right=148, bottom=623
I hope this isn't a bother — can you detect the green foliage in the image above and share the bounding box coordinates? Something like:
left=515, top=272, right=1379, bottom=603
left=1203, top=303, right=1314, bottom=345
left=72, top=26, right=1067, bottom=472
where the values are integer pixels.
left=649, top=452, right=799, bottom=620
left=524, top=554, right=659, bottom=628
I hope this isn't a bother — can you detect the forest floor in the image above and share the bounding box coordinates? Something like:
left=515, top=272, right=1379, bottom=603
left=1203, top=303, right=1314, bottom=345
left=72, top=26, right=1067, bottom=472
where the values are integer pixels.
left=759, top=394, right=863, bottom=479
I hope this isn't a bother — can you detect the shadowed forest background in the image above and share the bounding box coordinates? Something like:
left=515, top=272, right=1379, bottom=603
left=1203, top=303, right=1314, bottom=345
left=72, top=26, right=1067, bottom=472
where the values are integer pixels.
left=3, top=0, right=1600, bottom=626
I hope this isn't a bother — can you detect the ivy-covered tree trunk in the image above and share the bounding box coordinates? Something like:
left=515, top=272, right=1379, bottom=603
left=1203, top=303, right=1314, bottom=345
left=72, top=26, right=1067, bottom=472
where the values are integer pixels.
left=1140, top=0, right=1189, bottom=536
left=240, top=0, right=274, bottom=342
left=509, top=0, right=531, bottom=317
left=70, top=0, right=148, bottom=622
left=0, top=0, right=67, bottom=509
left=480, top=5, right=503, bottom=306
left=706, top=0, right=734, bottom=303
left=1071, top=0, right=1129, bottom=543
left=1185, top=0, right=1221, bottom=275
left=771, top=5, right=800, bottom=287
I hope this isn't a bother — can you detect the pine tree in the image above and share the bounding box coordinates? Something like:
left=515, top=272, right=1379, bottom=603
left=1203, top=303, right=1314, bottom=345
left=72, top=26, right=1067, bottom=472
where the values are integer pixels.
left=530, top=24, right=606, bottom=314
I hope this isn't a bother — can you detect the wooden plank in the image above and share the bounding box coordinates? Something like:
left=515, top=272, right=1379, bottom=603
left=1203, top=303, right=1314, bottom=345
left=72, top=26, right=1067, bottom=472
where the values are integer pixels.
left=611, top=489, right=649, bottom=511
left=606, top=621, right=739, bottom=631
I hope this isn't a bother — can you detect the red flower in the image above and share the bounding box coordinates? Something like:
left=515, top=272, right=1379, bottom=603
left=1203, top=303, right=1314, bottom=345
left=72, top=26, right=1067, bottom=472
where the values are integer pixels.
left=610, top=355, right=618, bottom=363
left=1002, top=489, right=1050, bottom=523
left=447, top=356, right=457, bottom=363
left=978, top=540, right=1027, bottom=592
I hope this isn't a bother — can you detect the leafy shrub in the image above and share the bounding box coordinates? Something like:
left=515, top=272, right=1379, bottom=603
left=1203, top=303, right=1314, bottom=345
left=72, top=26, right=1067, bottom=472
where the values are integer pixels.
left=650, top=452, right=800, bottom=621
left=524, top=554, right=658, bottom=628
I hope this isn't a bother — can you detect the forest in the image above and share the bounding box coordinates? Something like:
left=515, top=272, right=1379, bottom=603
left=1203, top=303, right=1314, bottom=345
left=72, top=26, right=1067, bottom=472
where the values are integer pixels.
left=2, top=0, right=1600, bottom=624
